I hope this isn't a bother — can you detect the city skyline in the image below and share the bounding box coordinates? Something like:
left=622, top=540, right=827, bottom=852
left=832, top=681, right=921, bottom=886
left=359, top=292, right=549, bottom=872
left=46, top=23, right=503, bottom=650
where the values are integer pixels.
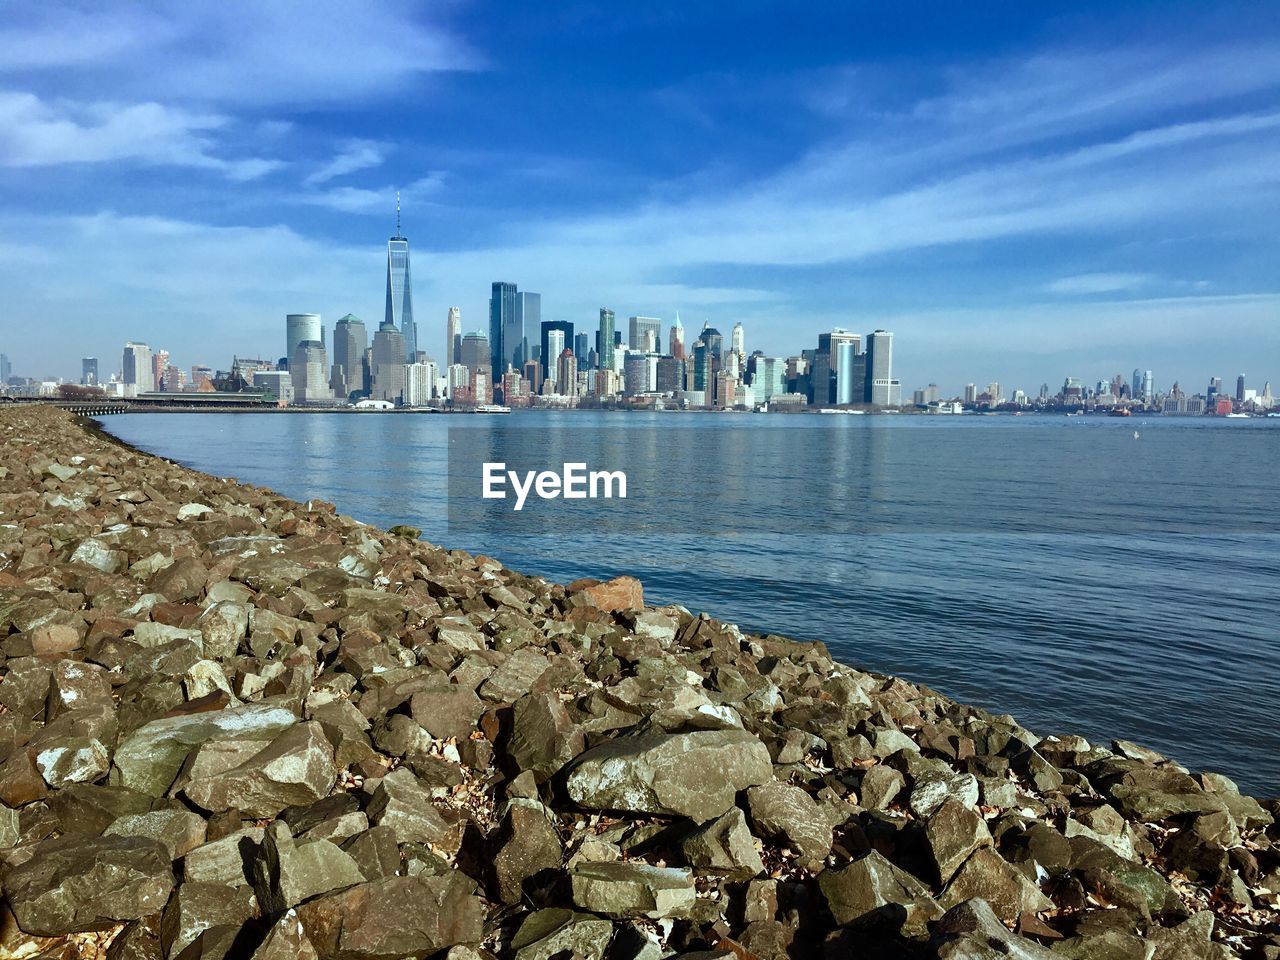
left=2, top=3, right=1279, bottom=391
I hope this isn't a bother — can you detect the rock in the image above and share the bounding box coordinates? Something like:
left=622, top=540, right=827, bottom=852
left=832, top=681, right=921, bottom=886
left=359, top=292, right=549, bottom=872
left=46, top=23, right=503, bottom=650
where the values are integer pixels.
left=71, top=537, right=127, bottom=573
left=860, top=764, right=905, bottom=810
left=909, top=767, right=980, bottom=818
left=508, top=691, right=585, bottom=781
left=113, top=701, right=297, bottom=796
left=566, top=728, right=773, bottom=823
left=569, top=575, right=644, bottom=612
left=105, top=808, right=208, bottom=859
left=183, top=722, right=336, bottom=818
left=253, top=820, right=365, bottom=914
left=5, top=835, right=174, bottom=936
left=925, top=799, right=993, bottom=884
left=34, top=736, right=111, bottom=787
left=160, top=881, right=257, bottom=958
left=251, top=912, right=321, bottom=960
left=409, top=686, right=485, bottom=741
left=182, top=827, right=265, bottom=885
left=569, top=860, right=696, bottom=919
left=366, top=767, right=457, bottom=849
left=681, top=807, right=766, bottom=879
left=492, top=798, right=565, bottom=904
left=30, top=622, right=83, bottom=654
left=177, top=502, right=215, bottom=520
left=932, top=898, right=1055, bottom=960
left=511, top=908, right=614, bottom=960
left=940, top=847, right=1053, bottom=923
left=295, top=874, right=484, bottom=959
left=818, top=850, right=942, bottom=936
left=746, top=782, right=833, bottom=861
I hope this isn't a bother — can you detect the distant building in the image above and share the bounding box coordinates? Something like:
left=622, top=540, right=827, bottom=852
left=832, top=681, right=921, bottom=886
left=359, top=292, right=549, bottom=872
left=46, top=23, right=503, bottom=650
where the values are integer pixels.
left=515, top=292, right=540, bottom=372
left=655, top=355, right=683, bottom=394
left=460, top=331, right=491, bottom=377
left=623, top=353, right=650, bottom=397
left=292, top=340, right=331, bottom=403
left=0, top=353, right=10, bottom=384
left=556, top=349, right=578, bottom=397
left=964, top=383, right=977, bottom=404
left=371, top=321, right=406, bottom=403
left=404, top=360, right=437, bottom=407
left=385, top=198, right=416, bottom=361
left=286, top=314, right=322, bottom=373
left=669, top=313, right=685, bottom=360
left=629, top=316, right=661, bottom=354
left=446, top=307, right=462, bottom=365
left=122, top=342, right=153, bottom=392
left=488, top=282, right=518, bottom=386
left=730, top=321, right=745, bottom=357
left=190, top=365, right=214, bottom=391
left=81, top=358, right=98, bottom=386
left=151, top=350, right=169, bottom=392
left=865, top=329, right=899, bottom=405
left=330, top=314, right=368, bottom=399
left=253, top=370, right=293, bottom=405
left=574, top=332, right=590, bottom=366
left=598, top=307, right=616, bottom=371
left=1237, top=374, right=1247, bottom=403
left=541, top=320, right=574, bottom=390
left=751, top=357, right=785, bottom=403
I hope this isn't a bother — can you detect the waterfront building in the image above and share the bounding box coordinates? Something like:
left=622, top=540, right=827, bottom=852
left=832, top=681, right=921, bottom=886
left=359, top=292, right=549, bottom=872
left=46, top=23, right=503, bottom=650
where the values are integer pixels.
left=964, top=383, right=977, bottom=404
left=1237, top=374, right=1247, bottom=403
left=371, top=321, right=406, bottom=403
left=330, top=314, right=368, bottom=400
left=692, top=339, right=712, bottom=392
left=515, top=292, right=540, bottom=372
left=446, top=307, right=461, bottom=365
left=523, top=359, right=542, bottom=393
left=834, top=340, right=865, bottom=405
left=385, top=197, right=417, bottom=361
left=730, top=321, right=745, bottom=357
left=629, top=316, right=662, bottom=354
left=292, top=340, right=331, bottom=403
left=286, top=314, right=322, bottom=372
left=122, top=342, right=153, bottom=393
left=598, top=308, right=616, bottom=371
left=540, top=320, right=574, bottom=389
left=1141, top=370, right=1154, bottom=402
left=866, top=329, right=898, bottom=406
left=81, top=358, right=98, bottom=386
left=151, top=350, right=169, bottom=391
left=557, top=349, right=578, bottom=397
left=655, top=355, right=683, bottom=394
left=752, top=357, right=785, bottom=403
left=0, top=354, right=9, bottom=384
left=489, top=282, right=518, bottom=386
left=669, top=313, right=685, bottom=360
left=472, top=369, right=492, bottom=406
left=190, top=365, right=214, bottom=391
left=460, top=331, right=491, bottom=377
left=404, top=360, right=437, bottom=407
left=162, top=365, right=186, bottom=392
left=253, top=370, right=293, bottom=405
left=623, top=353, right=650, bottom=397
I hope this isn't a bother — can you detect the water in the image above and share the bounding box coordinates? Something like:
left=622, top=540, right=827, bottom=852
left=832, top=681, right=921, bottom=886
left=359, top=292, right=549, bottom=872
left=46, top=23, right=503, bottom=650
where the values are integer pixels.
left=102, top=411, right=1280, bottom=796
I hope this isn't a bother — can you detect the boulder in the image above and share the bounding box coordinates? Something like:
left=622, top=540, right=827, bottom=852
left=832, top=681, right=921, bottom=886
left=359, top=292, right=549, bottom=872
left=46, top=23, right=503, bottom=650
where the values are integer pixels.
left=566, top=728, right=772, bottom=823
left=932, top=898, right=1055, bottom=960
left=508, top=691, right=585, bottom=781
left=746, top=782, right=834, bottom=861
left=511, top=908, right=614, bottom=960
left=492, top=798, right=565, bottom=904
left=253, top=820, right=365, bottom=914
left=569, top=575, right=644, bottom=612
left=183, top=722, right=335, bottom=818
left=681, top=807, right=766, bottom=879
left=569, top=860, right=696, bottom=919
left=818, top=850, right=941, bottom=936
left=5, top=835, right=174, bottom=936
left=940, top=848, right=1053, bottom=922
left=925, top=799, right=993, bottom=884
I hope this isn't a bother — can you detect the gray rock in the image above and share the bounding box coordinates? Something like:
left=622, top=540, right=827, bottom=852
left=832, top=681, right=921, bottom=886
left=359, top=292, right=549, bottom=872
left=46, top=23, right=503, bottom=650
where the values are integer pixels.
left=253, top=820, right=365, bottom=914
left=511, top=908, right=614, bottom=960
left=106, top=808, right=208, bottom=859
left=492, top=798, right=564, bottom=904
left=940, top=847, right=1053, bottom=922
left=860, top=764, right=905, bottom=810
left=366, top=767, right=457, bottom=849
left=910, top=767, right=980, bottom=818
left=746, top=782, right=833, bottom=861
left=409, top=686, right=485, bottom=741
left=112, top=701, right=297, bottom=796
left=183, top=722, right=335, bottom=818
left=34, top=736, right=110, bottom=787
left=569, top=860, right=697, bottom=919
left=295, top=873, right=485, bottom=958
left=251, top=912, right=321, bottom=960
left=160, top=881, right=257, bottom=959
left=681, top=807, right=765, bottom=880
left=5, top=835, right=174, bottom=936
left=566, top=728, right=773, bottom=823
left=508, top=691, right=585, bottom=781
left=182, top=827, right=265, bottom=886
left=819, top=850, right=941, bottom=936
left=925, top=799, right=994, bottom=884
left=932, top=898, right=1055, bottom=960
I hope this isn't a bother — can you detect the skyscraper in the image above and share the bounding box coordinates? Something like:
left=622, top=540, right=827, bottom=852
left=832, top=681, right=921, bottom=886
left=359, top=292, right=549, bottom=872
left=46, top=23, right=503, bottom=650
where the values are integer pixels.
left=515, top=292, right=540, bottom=373
left=286, top=314, right=322, bottom=372
left=330, top=314, right=368, bottom=399
left=629, top=316, right=661, bottom=353
left=81, top=358, right=98, bottom=386
left=730, top=322, right=744, bottom=356
left=460, top=331, right=491, bottom=376
left=669, top=313, right=685, bottom=360
left=541, top=320, right=574, bottom=388
left=574, top=332, right=590, bottom=366
left=866, top=329, right=897, bottom=405
left=0, top=354, right=9, bottom=384
left=446, top=307, right=462, bottom=365
left=385, top=195, right=416, bottom=362
left=151, top=349, right=169, bottom=391
left=1237, top=374, right=1247, bottom=403
left=371, top=321, right=406, bottom=403
left=598, top=308, right=616, bottom=371
left=699, top=323, right=723, bottom=360
left=489, top=282, right=518, bottom=385
left=292, top=341, right=331, bottom=403
left=557, top=349, right=578, bottom=397
left=122, top=342, right=153, bottom=392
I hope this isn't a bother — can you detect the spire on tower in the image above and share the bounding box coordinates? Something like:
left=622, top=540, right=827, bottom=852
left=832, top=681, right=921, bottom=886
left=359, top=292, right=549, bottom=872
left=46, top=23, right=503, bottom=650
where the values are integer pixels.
left=395, top=191, right=402, bottom=238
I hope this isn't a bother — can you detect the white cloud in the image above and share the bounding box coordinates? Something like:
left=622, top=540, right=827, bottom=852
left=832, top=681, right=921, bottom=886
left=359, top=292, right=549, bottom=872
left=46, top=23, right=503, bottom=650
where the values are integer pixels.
left=0, top=1, right=479, bottom=107
left=297, top=174, right=447, bottom=214
left=1045, top=273, right=1154, bottom=295
left=0, top=91, right=283, bottom=178
left=304, top=140, right=389, bottom=187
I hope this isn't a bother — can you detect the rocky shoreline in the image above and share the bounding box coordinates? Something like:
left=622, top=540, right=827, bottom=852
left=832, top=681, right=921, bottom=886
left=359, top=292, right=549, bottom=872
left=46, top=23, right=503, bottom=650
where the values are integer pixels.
left=0, top=404, right=1276, bottom=960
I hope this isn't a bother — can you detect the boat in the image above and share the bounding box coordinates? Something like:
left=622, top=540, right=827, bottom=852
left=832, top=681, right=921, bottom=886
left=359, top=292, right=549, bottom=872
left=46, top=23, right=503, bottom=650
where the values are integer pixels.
left=1108, top=408, right=1132, bottom=417
left=817, top=408, right=866, bottom=415
left=1225, top=412, right=1250, bottom=419
left=474, top=404, right=511, bottom=414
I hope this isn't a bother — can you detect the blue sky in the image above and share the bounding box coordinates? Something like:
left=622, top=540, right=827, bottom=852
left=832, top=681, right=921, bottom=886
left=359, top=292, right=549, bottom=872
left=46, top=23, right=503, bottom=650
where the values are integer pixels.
left=2, top=1, right=1279, bottom=396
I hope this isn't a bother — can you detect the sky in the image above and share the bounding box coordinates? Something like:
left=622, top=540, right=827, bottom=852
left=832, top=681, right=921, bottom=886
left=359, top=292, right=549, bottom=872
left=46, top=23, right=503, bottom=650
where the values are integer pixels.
left=2, top=1, right=1279, bottom=396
